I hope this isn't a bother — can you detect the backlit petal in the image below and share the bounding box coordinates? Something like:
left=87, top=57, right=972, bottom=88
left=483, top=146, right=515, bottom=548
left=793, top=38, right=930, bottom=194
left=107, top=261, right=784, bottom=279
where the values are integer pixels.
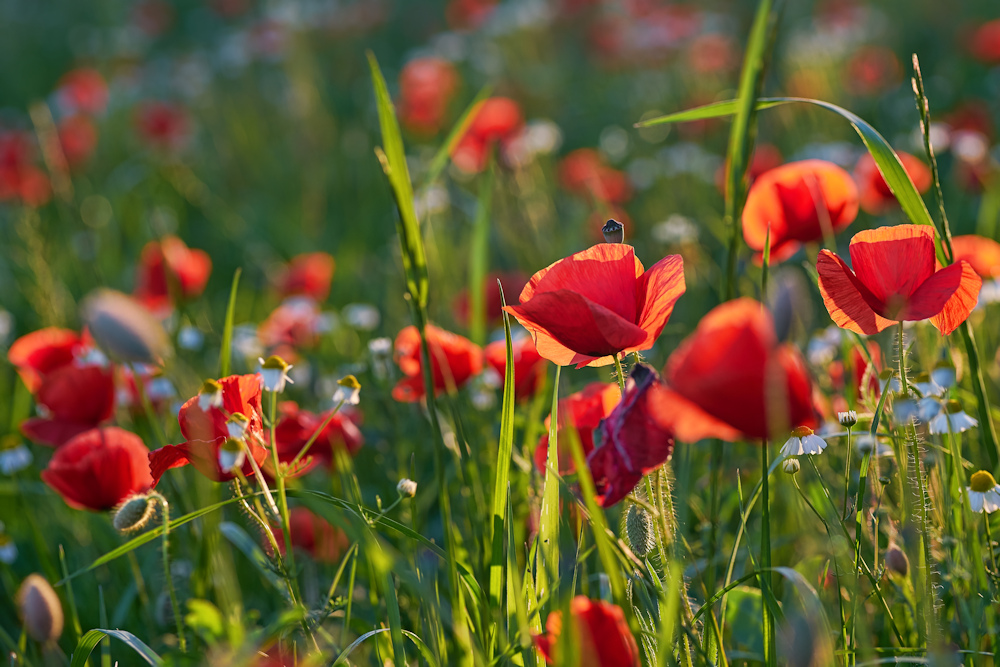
left=817, top=250, right=897, bottom=335
left=849, top=224, right=935, bottom=303
left=929, top=260, right=982, bottom=335
left=149, top=443, right=193, bottom=486
left=633, top=254, right=686, bottom=350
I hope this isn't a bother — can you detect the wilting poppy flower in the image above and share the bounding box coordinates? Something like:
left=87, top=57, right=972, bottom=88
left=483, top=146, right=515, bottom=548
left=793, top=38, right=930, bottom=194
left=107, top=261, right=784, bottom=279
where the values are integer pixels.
left=534, top=596, right=640, bottom=667
left=950, top=235, right=1000, bottom=278
left=588, top=364, right=674, bottom=506
left=742, top=160, right=859, bottom=263
left=58, top=116, right=98, bottom=168
left=258, top=298, right=322, bottom=350
left=817, top=225, right=982, bottom=335
left=970, top=19, right=1000, bottom=64
left=267, top=401, right=363, bottom=474
left=854, top=152, right=931, bottom=215
left=453, top=271, right=528, bottom=328
left=276, top=252, right=335, bottom=302
left=22, top=360, right=116, bottom=448
left=135, top=102, right=188, bottom=150
left=399, top=57, right=459, bottom=135
left=558, top=149, right=631, bottom=204
left=148, top=374, right=268, bottom=484
left=270, top=507, right=349, bottom=564
left=8, top=328, right=84, bottom=392
left=451, top=97, right=523, bottom=173
left=504, top=244, right=685, bottom=368
left=651, top=298, right=816, bottom=442
left=392, top=325, right=483, bottom=402
left=133, top=235, right=212, bottom=314
left=55, top=68, right=108, bottom=116
left=534, top=382, right=620, bottom=475
left=485, top=336, right=547, bottom=401
left=843, top=45, right=901, bottom=96
left=41, top=427, right=153, bottom=511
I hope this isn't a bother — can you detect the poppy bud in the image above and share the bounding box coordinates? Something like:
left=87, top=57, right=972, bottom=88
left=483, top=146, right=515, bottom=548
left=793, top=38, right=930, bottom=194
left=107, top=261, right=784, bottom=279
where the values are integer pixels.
left=885, top=545, right=909, bottom=576
left=17, top=574, right=63, bottom=644
left=113, top=493, right=158, bottom=533
left=81, top=289, right=171, bottom=365
left=602, top=218, right=624, bottom=244
left=625, top=504, right=654, bottom=557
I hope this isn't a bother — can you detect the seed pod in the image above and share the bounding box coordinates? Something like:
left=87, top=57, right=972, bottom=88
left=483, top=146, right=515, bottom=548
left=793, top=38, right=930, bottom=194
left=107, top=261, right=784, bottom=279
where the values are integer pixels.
left=885, top=545, right=909, bottom=577
left=625, top=504, right=655, bottom=557
left=602, top=219, right=624, bottom=244
left=17, top=574, right=63, bottom=643
left=113, top=494, right=158, bottom=533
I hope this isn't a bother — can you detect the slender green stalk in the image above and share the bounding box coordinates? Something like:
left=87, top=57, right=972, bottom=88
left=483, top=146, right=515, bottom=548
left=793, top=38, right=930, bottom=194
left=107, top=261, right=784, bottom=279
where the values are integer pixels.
left=842, top=425, right=853, bottom=520
left=268, top=391, right=296, bottom=587
left=986, top=517, right=998, bottom=576
left=149, top=492, right=185, bottom=652
left=760, top=441, right=776, bottom=667
left=612, top=354, right=627, bottom=396
left=289, top=399, right=346, bottom=469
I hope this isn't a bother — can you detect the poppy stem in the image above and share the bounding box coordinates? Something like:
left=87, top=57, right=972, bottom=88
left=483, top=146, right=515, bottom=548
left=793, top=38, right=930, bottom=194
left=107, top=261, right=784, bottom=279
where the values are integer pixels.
left=760, top=440, right=776, bottom=667
left=149, top=491, right=185, bottom=652
left=897, top=322, right=908, bottom=396
left=842, top=424, right=853, bottom=521
left=268, top=391, right=296, bottom=592
left=612, top=354, right=627, bottom=397
left=289, top=399, right=346, bottom=470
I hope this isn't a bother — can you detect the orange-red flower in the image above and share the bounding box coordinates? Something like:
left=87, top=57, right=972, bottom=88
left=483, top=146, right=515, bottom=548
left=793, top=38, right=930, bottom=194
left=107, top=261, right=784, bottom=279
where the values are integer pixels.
left=589, top=364, right=674, bottom=506
left=149, top=375, right=268, bottom=484
left=392, top=325, right=484, bottom=402
left=8, top=328, right=84, bottom=393
left=829, top=341, right=882, bottom=409
left=970, top=19, right=1000, bottom=64
left=451, top=97, right=523, bottom=173
left=276, top=252, right=335, bottom=302
left=56, top=68, right=108, bottom=116
left=950, top=235, right=1000, bottom=278
left=0, top=131, right=51, bottom=207
left=258, top=298, right=322, bottom=350
left=485, top=336, right=547, bottom=402
left=504, top=244, right=685, bottom=368
left=534, top=382, right=619, bottom=475
left=558, top=149, right=631, bottom=204
left=534, top=596, right=640, bottom=667
left=133, top=235, right=212, bottom=314
left=398, top=57, right=459, bottom=135
left=854, top=152, right=931, bottom=215
left=843, top=45, right=901, bottom=96
left=742, top=160, right=859, bottom=263
left=651, top=298, right=817, bottom=442
left=817, top=225, right=982, bottom=335
left=41, top=427, right=153, bottom=511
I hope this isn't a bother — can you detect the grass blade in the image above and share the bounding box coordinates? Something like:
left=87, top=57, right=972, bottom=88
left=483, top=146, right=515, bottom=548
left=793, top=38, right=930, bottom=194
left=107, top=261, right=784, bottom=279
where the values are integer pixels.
left=219, top=268, right=241, bottom=377
left=468, top=159, right=494, bottom=346
left=421, top=85, right=492, bottom=189
left=70, top=629, right=162, bottom=667
left=536, top=365, right=561, bottom=607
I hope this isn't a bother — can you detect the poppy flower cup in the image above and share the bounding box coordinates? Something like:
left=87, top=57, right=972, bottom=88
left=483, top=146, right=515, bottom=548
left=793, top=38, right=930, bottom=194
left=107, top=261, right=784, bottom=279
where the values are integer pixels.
left=8, top=327, right=84, bottom=393
left=485, top=336, right=547, bottom=402
left=504, top=244, right=686, bottom=368
left=276, top=252, right=336, bottom=302
left=534, top=596, right=641, bottom=667
left=742, top=160, right=859, bottom=263
left=134, top=235, right=212, bottom=315
left=650, top=298, right=817, bottom=443
left=817, top=225, right=982, bottom=336
left=392, top=325, right=483, bottom=402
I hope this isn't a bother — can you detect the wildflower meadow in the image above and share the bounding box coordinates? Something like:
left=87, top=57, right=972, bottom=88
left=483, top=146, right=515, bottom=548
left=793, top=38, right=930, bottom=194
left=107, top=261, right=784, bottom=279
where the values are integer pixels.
left=4, top=0, right=1000, bottom=665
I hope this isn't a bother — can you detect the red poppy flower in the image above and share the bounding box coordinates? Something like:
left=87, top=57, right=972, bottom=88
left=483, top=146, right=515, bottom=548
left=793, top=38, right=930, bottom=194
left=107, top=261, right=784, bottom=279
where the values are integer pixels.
left=742, top=160, right=859, bottom=263
left=58, top=116, right=98, bottom=168
left=41, top=427, right=153, bottom=511
left=258, top=298, right=322, bottom=350
left=392, top=325, right=484, bottom=402
left=276, top=252, right=335, bottom=302
left=534, top=596, right=640, bottom=667
left=446, top=0, right=497, bottom=29
left=534, top=382, right=619, bottom=475
left=135, top=102, right=188, bottom=150
left=970, top=19, right=1000, bottom=64
left=452, top=271, right=528, bottom=328
left=267, top=401, right=363, bottom=474
left=651, top=298, right=816, bottom=442
left=829, top=341, right=882, bottom=407
left=56, top=68, right=109, bottom=116
left=504, top=244, right=686, bottom=368
left=843, top=45, right=901, bottom=96
left=148, top=374, right=268, bottom=484
left=0, top=132, right=50, bottom=206
left=399, top=57, right=459, bottom=135
left=485, top=336, right=547, bottom=402
left=950, top=235, right=1000, bottom=278
left=270, top=507, right=349, bottom=564
left=451, top=97, right=523, bottom=173
left=8, top=328, right=83, bottom=392
left=854, top=152, right=931, bottom=215
left=22, top=361, right=116, bottom=448
left=558, top=149, right=632, bottom=204
left=817, top=225, right=982, bottom=335
left=133, top=235, right=212, bottom=314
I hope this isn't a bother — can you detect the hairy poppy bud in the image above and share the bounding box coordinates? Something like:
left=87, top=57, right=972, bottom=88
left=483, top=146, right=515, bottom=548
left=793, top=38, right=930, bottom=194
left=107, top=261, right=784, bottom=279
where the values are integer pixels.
left=113, top=493, right=158, bottom=533
left=602, top=218, right=624, bottom=244
left=17, top=574, right=63, bottom=643
left=885, top=545, right=909, bottom=576
left=625, top=504, right=654, bottom=557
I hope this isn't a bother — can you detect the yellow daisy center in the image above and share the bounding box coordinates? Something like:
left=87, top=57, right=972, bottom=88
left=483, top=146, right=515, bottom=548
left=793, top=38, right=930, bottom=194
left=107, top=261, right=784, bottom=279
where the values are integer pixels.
left=970, top=470, right=997, bottom=493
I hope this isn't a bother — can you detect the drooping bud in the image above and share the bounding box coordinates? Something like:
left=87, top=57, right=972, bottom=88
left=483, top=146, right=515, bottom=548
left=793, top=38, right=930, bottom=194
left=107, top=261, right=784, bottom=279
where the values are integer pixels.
left=625, top=504, right=655, bottom=557
left=17, top=574, right=63, bottom=644
left=334, top=375, right=362, bottom=406
left=396, top=478, right=417, bottom=498
left=197, top=379, right=223, bottom=411
left=885, top=545, right=909, bottom=576
left=602, top=219, right=625, bottom=244
left=113, top=493, right=158, bottom=533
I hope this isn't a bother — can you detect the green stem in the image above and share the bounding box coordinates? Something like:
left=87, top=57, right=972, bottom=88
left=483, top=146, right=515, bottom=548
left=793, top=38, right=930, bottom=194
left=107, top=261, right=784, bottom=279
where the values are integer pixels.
left=612, top=354, right=627, bottom=396
left=289, top=399, right=346, bottom=469
left=986, top=516, right=998, bottom=576
left=760, top=441, right=776, bottom=667
left=842, top=427, right=853, bottom=520
left=269, top=391, right=296, bottom=589
left=897, top=322, right=908, bottom=396
left=150, top=492, right=185, bottom=652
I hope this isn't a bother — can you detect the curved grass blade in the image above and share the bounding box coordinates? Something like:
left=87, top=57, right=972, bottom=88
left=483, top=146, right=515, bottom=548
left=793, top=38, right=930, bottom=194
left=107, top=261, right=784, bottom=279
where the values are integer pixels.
left=219, top=268, right=241, bottom=377
left=331, top=628, right=434, bottom=666
left=70, top=629, right=162, bottom=667
left=421, top=85, right=491, bottom=189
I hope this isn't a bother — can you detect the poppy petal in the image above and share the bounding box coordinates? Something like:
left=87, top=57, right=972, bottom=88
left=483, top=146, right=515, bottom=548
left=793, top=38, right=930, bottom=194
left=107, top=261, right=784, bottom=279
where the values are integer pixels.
left=649, top=387, right=743, bottom=442
left=21, top=418, right=95, bottom=448
left=928, top=260, right=982, bottom=335
left=900, top=260, right=965, bottom=321
left=848, top=224, right=936, bottom=304
left=633, top=254, right=686, bottom=350
left=817, top=250, right=897, bottom=335
left=149, top=443, right=193, bottom=487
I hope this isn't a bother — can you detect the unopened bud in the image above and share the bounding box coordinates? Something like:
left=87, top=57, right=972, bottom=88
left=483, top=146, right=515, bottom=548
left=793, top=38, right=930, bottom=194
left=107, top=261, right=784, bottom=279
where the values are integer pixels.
left=625, top=504, right=655, bottom=557
left=17, top=574, right=63, bottom=643
left=602, top=219, right=624, bottom=244
left=885, top=545, right=909, bottom=577
left=396, top=478, right=417, bottom=498
left=837, top=410, right=857, bottom=428
left=113, top=494, right=158, bottom=533
left=782, top=458, right=801, bottom=475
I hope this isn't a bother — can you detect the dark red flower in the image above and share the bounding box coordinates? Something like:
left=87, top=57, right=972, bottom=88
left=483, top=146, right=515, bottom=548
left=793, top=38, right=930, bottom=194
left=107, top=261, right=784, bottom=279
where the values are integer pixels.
left=652, top=298, right=817, bottom=442
left=453, top=271, right=528, bottom=328
left=588, top=364, right=674, bottom=506
left=970, top=19, right=1000, bottom=64
left=854, top=152, right=931, bottom=215
left=399, top=57, right=460, bottom=135
left=534, top=383, right=619, bottom=475
left=135, top=102, right=188, bottom=150
left=133, top=235, right=212, bottom=314
left=22, top=361, right=116, bottom=448
left=392, top=325, right=483, bottom=402
left=8, top=328, right=83, bottom=393
left=950, top=235, right=1000, bottom=279
left=276, top=252, right=335, bottom=302
left=58, top=115, right=98, bottom=168
left=258, top=298, right=322, bottom=350
left=270, top=507, right=349, bottom=564
left=485, top=336, right=547, bottom=402
left=817, top=225, right=982, bottom=335
left=0, top=132, right=51, bottom=207
left=267, top=401, right=363, bottom=474
left=446, top=0, right=497, bottom=29
left=742, top=160, right=859, bottom=263
left=534, top=596, right=640, bottom=667
left=504, top=244, right=685, bottom=368
left=148, top=375, right=268, bottom=484
left=41, top=427, right=153, bottom=511
left=451, top=97, right=523, bottom=173
left=558, top=149, right=631, bottom=204
left=55, top=68, right=109, bottom=115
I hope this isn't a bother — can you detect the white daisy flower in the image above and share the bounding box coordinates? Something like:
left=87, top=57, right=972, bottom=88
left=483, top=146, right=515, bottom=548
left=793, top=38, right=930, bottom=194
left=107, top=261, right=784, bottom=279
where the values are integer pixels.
left=0, top=444, right=32, bottom=475
left=928, top=400, right=978, bottom=435
left=930, top=363, right=956, bottom=390
left=0, top=534, right=16, bottom=564
left=893, top=394, right=919, bottom=424
left=780, top=426, right=827, bottom=457
left=967, top=470, right=1000, bottom=514
left=397, top=478, right=418, bottom=497
left=226, top=413, right=250, bottom=440
left=258, top=355, right=294, bottom=393
left=333, top=375, right=361, bottom=406
left=879, top=369, right=901, bottom=394
left=218, top=438, right=246, bottom=474
left=197, top=379, right=224, bottom=411
left=911, top=372, right=944, bottom=398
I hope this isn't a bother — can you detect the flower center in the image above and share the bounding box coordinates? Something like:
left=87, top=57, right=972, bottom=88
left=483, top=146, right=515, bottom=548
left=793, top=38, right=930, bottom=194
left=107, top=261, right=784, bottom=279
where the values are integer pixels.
left=261, top=355, right=290, bottom=370
left=944, top=400, right=963, bottom=414
left=790, top=425, right=813, bottom=438
left=970, top=470, right=997, bottom=493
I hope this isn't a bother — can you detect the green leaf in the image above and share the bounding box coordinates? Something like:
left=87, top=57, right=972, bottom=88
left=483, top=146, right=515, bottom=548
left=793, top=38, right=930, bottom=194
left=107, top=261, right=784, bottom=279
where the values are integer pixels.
left=219, top=268, right=241, bottom=377
left=468, top=160, right=494, bottom=346
left=331, top=628, right=433, bottom=666
left=421, top=85, right=491, bottom=189
left=70, top=629, right=162, bottom=667
left=536, top=365, right=561, bottom=607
